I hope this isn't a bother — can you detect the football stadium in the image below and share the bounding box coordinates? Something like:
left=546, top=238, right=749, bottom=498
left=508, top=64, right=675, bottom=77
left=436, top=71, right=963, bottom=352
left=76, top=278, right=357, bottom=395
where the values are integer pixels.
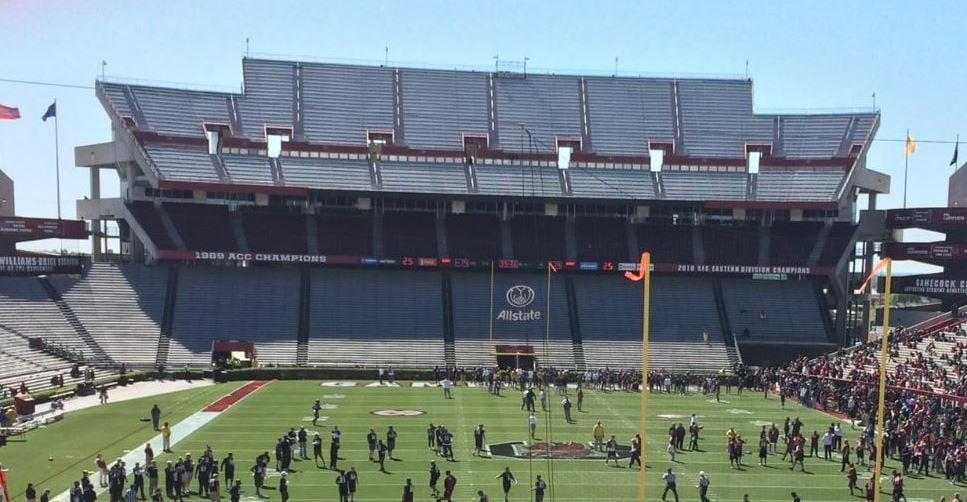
left=1, top=5, right=966, bottom=502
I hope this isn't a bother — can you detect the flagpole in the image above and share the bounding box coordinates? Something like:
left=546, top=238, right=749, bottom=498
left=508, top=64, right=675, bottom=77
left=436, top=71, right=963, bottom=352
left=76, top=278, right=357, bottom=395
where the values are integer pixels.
left=903, top=128, right=909, bottom=209
left=54, top=99, right=61, bottom=221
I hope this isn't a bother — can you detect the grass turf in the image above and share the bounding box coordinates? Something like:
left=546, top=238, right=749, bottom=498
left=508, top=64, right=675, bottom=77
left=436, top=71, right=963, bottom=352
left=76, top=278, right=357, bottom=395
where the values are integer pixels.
left=4, top=381, right=962, bottom=501
left=1, top=382, right=241, bottom=502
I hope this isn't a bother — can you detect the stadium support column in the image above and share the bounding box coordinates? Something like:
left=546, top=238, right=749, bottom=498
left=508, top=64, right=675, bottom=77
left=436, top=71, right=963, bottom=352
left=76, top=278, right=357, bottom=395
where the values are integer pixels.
left=90, top=166, right=102, bottom=260
left=860, top=194, right=877, bottom=342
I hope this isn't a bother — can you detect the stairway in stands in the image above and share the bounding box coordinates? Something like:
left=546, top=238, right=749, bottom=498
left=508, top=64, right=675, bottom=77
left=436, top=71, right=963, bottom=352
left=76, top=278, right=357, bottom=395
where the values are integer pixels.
left=712, top=278, right=741, bottom=367
left=154, top=267, right=179, bottom=368
left=565, top=277, right=587, bottom=370
left=442, top=271, right=457, bottom=367
left=296, top=269, right=310, bottom=366
left=38, top=277, right=113, bottom=367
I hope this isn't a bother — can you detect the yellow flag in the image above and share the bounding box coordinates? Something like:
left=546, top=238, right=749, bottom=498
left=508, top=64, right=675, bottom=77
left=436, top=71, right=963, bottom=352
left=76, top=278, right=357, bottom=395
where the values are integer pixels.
left=905, top=132, right=917, bottom=156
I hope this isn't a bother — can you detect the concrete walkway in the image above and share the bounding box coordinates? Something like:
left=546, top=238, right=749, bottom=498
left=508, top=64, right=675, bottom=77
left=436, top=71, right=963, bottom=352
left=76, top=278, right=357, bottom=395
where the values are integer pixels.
left=35, top=378, right=214, bottom=415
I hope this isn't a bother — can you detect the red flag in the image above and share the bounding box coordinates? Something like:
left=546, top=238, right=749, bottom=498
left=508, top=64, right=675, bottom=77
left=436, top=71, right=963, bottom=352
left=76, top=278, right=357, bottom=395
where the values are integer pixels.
left=0, top=104, right=20, bottom=120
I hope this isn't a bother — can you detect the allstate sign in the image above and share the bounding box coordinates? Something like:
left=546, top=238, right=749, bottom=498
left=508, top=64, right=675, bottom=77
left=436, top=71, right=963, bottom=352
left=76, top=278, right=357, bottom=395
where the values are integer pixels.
left=497, top=285, right=542, bottom=321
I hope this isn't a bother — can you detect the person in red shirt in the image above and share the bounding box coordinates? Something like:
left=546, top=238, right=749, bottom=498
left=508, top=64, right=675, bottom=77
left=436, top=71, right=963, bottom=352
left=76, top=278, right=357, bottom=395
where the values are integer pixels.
left=846, top=463, right=858, bottom=495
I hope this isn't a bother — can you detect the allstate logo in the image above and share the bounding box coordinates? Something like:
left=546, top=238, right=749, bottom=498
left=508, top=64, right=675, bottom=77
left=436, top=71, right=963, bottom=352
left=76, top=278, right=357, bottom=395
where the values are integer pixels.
left=506, top=285, right=536, bottom=308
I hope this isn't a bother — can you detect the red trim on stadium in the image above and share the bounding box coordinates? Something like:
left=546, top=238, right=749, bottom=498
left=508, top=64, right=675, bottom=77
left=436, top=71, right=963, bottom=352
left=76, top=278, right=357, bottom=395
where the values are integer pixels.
left=132, top=132, right=853, bottom=171
left=157, top=180, right=308, bottom=197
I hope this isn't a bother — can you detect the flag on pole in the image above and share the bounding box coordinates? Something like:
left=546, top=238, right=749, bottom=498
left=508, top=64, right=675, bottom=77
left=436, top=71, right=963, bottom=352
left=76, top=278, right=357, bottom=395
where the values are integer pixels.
left=952, top=137, right=960, bottom=167
left=0, top=104, right=19, bottom=120
left=41, top=102, right=56, bottom=122
left=905, top=132, right=917, bottom=156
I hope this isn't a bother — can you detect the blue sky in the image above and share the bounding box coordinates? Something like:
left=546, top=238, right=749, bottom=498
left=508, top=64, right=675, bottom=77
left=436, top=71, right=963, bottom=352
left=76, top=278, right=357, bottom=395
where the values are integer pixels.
left=0, top=0, right=964, bottom=264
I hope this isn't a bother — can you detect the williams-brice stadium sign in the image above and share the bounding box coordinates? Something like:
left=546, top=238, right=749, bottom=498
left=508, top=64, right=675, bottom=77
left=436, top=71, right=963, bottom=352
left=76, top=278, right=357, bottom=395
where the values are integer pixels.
left=0, top=256, right=84, bottom=275
left=157, top=250, right=831, bottom=276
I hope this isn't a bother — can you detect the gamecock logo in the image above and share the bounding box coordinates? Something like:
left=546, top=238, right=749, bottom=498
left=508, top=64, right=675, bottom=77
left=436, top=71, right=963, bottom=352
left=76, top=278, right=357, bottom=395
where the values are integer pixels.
left=506, top=285, right=536, bottom=308
left=370, top=409, right=426, bottom=417
left=489, top=441, right=632, bottom=460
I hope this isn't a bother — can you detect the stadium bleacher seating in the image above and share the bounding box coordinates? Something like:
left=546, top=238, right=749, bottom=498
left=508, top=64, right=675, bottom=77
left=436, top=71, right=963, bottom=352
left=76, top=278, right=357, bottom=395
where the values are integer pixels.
left=241, top=210, right=308, bottom=254
left=768, top=221, right=822, bottom=265
left=819, top=222, right=856, bottom=266
left=573, top=275, right=734, bottom=372
left=168, top=266, right=299, bottom=366
left=383, top=211, right=438, bottom=257
left=380, top=161, right=468, bottom=194
left=307, top=269, right=444, bottom=368
left=446, top=214, right=502, bottom=260
left=637, top=223, right=693, bottom=264
left=583, top=77, right=674, bottom=157
left=721, top=278, right=829, bottom=343
left=510, top=215, right=566, bottom=262
left=316, top=210, right=373, bottom=256
left=0, top=277, right=88, bottom=352
left=702, top=225, right=760, bottom=265
left=129, top=201, right=175, bottom=250
left=400, top=68, right=490, bottom=151
left=50, top=263, right=166, bottom=367
left=449, top=272, right=574, bottom=368
left=163, top=203, right=237, bottom=251
left=576, top=216, right=629, bottom=262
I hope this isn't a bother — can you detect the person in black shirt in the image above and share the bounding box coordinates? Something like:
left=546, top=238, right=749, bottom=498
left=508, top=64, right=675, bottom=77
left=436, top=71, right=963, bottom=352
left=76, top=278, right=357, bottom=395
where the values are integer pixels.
left=367, top=429, right=378, bottom=461
left=386, top=426, right=398, bottom=460
left=346, top=466, right=358, bottom=501
left=377, top=440, right=388, bottom=473
left=330, top=428, right=341, bottom=471
left=150, top=405, right=161, bottom=431
left=401, top=478, right=415, bottom=502
left=221, top=453, right=235, bottom=483
left=278, top=472, right=289, bottom=502
left=196, top=458, right=211, bottom=497
left=495, top=467, right=517, bottom=502
left=250, top=456, right=266, bottom=498
left=335, top=471, right=349, bottom=502
left=427, top=424, right=437, bottom=451
left=25, top=483, right=37, bottom=502
left=312, top=400, right=322, bottom=426
left=473, top=425, right=486, bottom=456
left=442, top=471, right=456, bottom=502
left=274, top=438, right=285, bottom=472
left=132, top=462, right=145, bottom=500
left=298, top=427, right=308, bottom=460
left=228, top=480, right=242, bottom=502
left=429, top=461, right=441, bottom=497
left=164, top=461, right=175, bottom=499
left=533, top=475, right=547, bottom=502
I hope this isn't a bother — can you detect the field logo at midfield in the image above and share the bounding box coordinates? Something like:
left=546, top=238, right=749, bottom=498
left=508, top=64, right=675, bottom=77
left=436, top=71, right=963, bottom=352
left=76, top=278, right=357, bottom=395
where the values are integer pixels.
left=489, top=441, right=631, bottom=460
left=498, top=285, right=541, bottom=322
left=321, top=381, right=357, bottom=387
left=370, top=409, right=426, bottom=417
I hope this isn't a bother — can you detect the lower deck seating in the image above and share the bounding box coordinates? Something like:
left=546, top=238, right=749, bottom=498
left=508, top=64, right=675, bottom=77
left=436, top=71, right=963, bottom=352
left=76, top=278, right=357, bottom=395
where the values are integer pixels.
left=50, top=263, right=166, bottom=366
left=307, top=269, right=444, bottom=368
left=450, top=272, right=574, bottom=368
left=573, top=275, right=733, bottom=372
left=0, top=277, right=87, bottom=352
left=169, top=267, right=299, bottom=366
left=721, top=279, right=829, bottom=343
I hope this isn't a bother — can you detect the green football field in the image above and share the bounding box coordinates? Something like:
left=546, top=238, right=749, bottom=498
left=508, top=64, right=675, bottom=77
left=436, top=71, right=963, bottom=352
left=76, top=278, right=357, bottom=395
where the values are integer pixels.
left=2, top=380, right=961, bottom=501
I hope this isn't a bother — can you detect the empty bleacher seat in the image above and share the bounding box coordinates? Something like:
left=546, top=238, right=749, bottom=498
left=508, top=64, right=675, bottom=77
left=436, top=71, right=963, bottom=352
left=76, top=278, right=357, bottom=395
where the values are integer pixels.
left=573, top=275, right=733, bottom=372
left=661, top=171, right=747, bottom=200
left=576, top=216, right=629, bottom=262
left=780, top=115, right=852, bottom=159
left=401, top=68, right=490, bottom=150
left=703, top=225, right=759, bottom=265
left=129, top=87, right=231, bottom=138
left=769, top=222, right=823, bottom=266
left=756, top=170, right=845, bottom=201
left=474, top=165, right=561, bottom=197
left=169, top=267, right=299, bottom=366
left=50, top=264, right=166, bottom=366
left=510, top=215, right=566, bottom=262
left=129, top=202, right=176, bottom=249
left=568, top=168, right=655, bottom=199
left=819, top=222, right=856, bottom=266
left=383, top=212, right=437, bottom=257
left=316, top=210, right=373, bottom=256
left=279, top=157, right=373, bottom=191
left=241, top=211, right=308, bottom=254
left=446, top=214, right=501, bottom=260
left=494, top=74, right=583, bottom=153
left=145, top=145, right=221, bottom=182
left=677, top=80, right=772, bottom=158
left=637, top=224, right=693, bottom=264
left=721, top=279, right=828, bottom=343
left=237, top=59, right=295, bottom=139
left=163, top=203, right=237, bottom=251
left=380, top=161, right=467, bottom=194
left=301, top=63, right=395, bottom=145
left=307, top=269, right=444, bottom=368
left=584, top=77, right=674, bottom=156
left=450, top=272, right=573, bottom=368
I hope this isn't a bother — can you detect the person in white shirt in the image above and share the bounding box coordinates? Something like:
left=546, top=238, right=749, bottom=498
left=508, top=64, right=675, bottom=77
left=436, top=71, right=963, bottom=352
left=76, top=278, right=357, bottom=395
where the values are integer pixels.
left=442, top=378, right=453, bottom=399
left=528, top=414, right=538, bottom=439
